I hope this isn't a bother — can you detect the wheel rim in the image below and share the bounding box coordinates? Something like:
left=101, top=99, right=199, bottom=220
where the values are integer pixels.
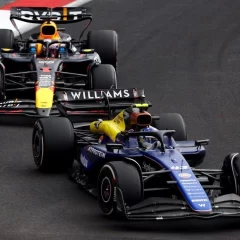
left=33, top=130, right=44, bottom=167
left=101, top=177, right=112, bottom=203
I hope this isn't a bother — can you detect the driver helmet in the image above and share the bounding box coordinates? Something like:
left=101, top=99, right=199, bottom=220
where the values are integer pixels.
left=48, top=43, right=60, bottom=58
left=36, top=21, right=61, bottom=56
left=138, top=126, right=158, bottom=148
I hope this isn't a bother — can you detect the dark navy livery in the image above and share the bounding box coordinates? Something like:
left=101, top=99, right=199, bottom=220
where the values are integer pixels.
left=32, top=89, right=240, bottom=220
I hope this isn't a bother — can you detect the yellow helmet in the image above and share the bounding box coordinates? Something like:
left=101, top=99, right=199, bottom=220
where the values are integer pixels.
left=39, top=21, right=60, bottom=40
left=36, top=21, right=60, bottom=56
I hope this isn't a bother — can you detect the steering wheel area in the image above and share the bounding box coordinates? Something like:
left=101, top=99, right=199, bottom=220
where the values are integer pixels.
left=27, top=39, right=71, bottom=57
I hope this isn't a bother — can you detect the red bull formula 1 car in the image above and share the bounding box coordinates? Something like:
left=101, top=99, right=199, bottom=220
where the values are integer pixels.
left=0, top=6, right=118, bottom=116
left=31, top=88, right=240, bottom=220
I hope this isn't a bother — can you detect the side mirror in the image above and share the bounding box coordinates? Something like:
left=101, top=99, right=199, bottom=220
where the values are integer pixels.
left=195, top=139, right=209, bottom=146
left=106, top=143, right=123, bottom=152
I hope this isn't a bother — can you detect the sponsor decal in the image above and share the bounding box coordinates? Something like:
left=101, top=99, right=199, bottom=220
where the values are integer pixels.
left=186, top=188, right=203, bottom=192
left=178, top=173, right=191, bottom=178
left=180, top=179, right=197, bottom=182
left=39, top=75, right=51, bottom=80
left=38, top=60, right=54, bottom=64
left=181, top=182, right=198, bottom=185
left=20, top=10, right=61, bottom=21
left=180, top=179, right=198, bottom=185
left=69, top=11, right=84, bottom=20
left=198, top=204, right=206, bottom=207
left=38, top=75, right=52, bottom=87
left=80, top=153, right=88, bottom=168
left=88, top=147, right=106, bottom=158
left=171, top=166, right=188, bottom=170
left=113, top=186, right=117, bottom=202
left=0, top=100, right=21, bottom=108
left=19, top=10, right=84, bottom=21
left=71, top=89, right=130, bottom=100
left=188, top=193, right=206, bottom=196
left=38, top=80, right=52, bottom=87
left=192, top=199, right=208, bottom=202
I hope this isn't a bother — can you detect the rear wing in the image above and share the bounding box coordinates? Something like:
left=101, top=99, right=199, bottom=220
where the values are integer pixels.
left=10, top=7, right=92, bottom=24
left=54, top=88, right=152, bottom=112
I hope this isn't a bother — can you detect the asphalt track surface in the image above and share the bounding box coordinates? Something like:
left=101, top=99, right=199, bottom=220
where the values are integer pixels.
left=2, top=0, right=240, bottom=239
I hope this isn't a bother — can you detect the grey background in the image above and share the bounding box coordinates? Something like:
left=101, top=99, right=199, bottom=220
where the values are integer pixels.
left=0, top=0, right=11, bottom=6
left=1, top=0, right=240, bottom=239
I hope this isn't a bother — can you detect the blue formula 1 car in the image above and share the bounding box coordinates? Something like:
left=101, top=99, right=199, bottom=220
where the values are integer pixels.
left=32, top=88, right=240, bottom=220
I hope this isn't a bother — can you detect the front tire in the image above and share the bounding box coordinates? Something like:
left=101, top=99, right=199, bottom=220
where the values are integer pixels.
left=32, top=117, right=75, bottom=172
left=97, top=161, right=143, bottom=218
left=91, top=64, right=117, bottom=89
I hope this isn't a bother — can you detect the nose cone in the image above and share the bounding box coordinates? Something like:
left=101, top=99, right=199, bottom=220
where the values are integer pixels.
left=36, top=108, right=51, bottom=116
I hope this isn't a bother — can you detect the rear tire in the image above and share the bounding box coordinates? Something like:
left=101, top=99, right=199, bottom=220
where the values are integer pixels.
left=87, top=30, right=118, bottom=70
left=97, top=161, right=143, bottom=218
left=0, top=29, right=15, bottom=49
left=32, top=117, right=75, bottom=172
left=91, top=64, right=117, bottom=89
left=0, top=29, right=14, bottom=101
left=152, top=113, right=187, bottom=141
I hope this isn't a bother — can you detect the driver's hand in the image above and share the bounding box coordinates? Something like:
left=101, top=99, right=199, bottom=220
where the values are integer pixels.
left=146, top=141, right=161, bottom=150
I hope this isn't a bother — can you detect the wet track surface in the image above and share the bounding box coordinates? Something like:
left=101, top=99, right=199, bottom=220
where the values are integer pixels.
left=2, top=0, right=240, bottom=239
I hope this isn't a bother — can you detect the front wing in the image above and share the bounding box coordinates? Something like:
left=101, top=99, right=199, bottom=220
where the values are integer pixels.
left=116, top=189, right=240, bottom=220
left=0, top=99, right=111, bottom=118
left=0, top=99, right=59, bottom=117
left=0, top=88, right=150, bottom=117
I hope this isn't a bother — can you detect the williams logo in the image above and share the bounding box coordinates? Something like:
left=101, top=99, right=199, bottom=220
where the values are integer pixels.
left=70, top=89, right=130, bottom=100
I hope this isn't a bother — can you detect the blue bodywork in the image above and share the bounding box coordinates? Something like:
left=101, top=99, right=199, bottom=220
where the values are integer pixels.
left=78, top=132, right=211, bottom=213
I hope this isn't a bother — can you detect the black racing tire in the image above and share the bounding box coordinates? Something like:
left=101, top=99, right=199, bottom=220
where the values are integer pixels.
left=220, top=153, right=240, bottom=195
left=0, top=29, right=15, bottom=49
left=91, top=64, right=117, bottom=89
left=97, top=161, right=143, bottom=218
left=32, top=117, right=75, bottom=173
left=0, top=68, right=5, bottom=101
left=87, top=30, right=118, bottom=70
left=152, top=113, right=187, bottom=141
